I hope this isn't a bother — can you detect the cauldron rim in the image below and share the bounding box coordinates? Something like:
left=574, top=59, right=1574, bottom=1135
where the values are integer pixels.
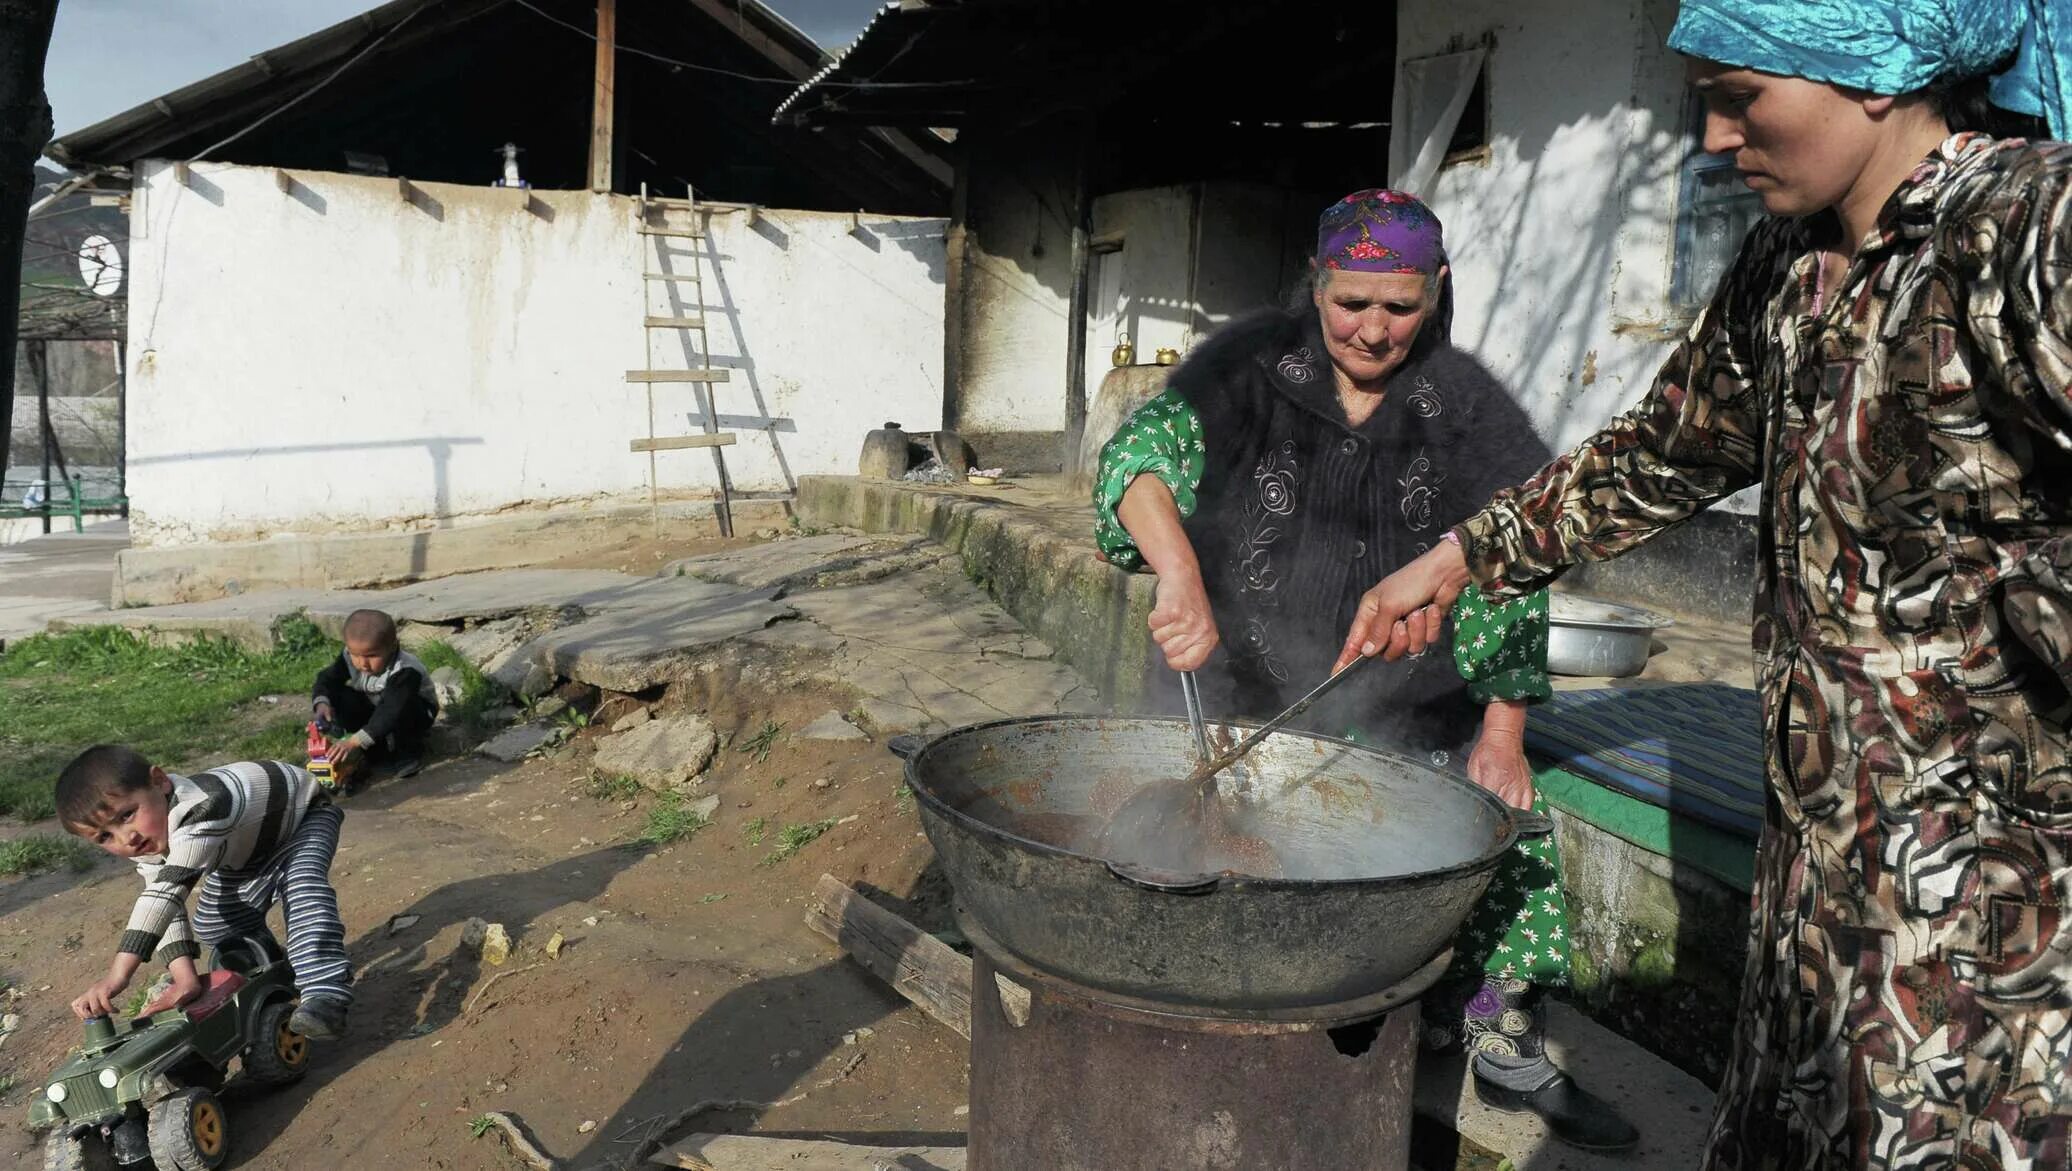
left=900, top=713, right=1529, bottom=892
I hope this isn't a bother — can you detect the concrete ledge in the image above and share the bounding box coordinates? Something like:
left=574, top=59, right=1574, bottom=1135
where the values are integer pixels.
left=112, top=498, right=788, bottom=607
left=798, top=475, right=1155, bottom=711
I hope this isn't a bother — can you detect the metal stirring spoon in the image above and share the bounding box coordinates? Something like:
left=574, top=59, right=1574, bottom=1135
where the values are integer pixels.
left=1178, top=670, right=1211, bottom=764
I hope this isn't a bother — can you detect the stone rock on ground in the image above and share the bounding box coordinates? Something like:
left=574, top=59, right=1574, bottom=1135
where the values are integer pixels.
left=491, top=658, right=555, bottom=702
left=592, top=713, right=718, bottom=790
left=430, top=666, right=464, bottom=711
left=799, top=711, right=868, bottom=742
left=438, top=616, right=534, bottom=676
left=477, top=721, right=558, bottom=762
left=610, top=707, right=652, bottom=734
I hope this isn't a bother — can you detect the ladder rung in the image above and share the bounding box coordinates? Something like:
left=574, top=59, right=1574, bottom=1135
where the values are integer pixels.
left=631, top=433, right=737, bottom=452
left=730, top=490, right=797, bottom=502
left=639, top=227, right=705, bottom=239
left=643, top=271, right=702, bottom=280
left=626, top=369, right=730, bottom=384
left=644, top=315, right=705, bottom=329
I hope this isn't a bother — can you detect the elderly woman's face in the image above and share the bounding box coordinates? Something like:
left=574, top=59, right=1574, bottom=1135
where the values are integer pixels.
left=1312, top=268, right=1439, bottom=388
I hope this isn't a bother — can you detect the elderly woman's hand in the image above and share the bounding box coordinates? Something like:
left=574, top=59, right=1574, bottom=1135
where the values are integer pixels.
left=1467, top=701, right=1535, bottom=810
left=1333, top=539, right=1473, bottom=671
left=1149, top=569, right=1220, bottom=672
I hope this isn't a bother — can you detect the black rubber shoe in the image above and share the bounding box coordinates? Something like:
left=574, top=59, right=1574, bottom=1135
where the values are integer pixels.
left=288, top=995, right=350, bottom=1040
left=1474, top=1070, right=1640, bottom=1152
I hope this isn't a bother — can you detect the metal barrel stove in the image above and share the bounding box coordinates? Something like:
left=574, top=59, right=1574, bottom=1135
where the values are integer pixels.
left=897, top=717, right=1549, bottom=1170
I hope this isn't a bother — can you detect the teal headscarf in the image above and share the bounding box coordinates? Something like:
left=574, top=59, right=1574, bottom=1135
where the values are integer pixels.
left=1668, top=0, right=2072, bottom=137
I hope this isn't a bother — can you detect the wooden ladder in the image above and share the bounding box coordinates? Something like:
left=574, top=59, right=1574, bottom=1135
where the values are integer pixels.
left=630, top=183, right=737, bottom=536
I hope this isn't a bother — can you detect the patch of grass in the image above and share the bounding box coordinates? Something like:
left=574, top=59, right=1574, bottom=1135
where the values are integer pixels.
left=230, top=716, right=310, bottom=765
left=699, top=892, right=727, bottom=904
left=0, top=835, right=97, bottom=877
left=894, top=783, right=915, bottom=815
left=587, top=773, right=643, bottom=802
left=122, top=985, right=150, bottom=1018
left=469, top=1114, right=496, bottom=1139
left=414, top=641, right=502, bottom=728
left=638, top=793, right=712, bottom=847
left=736, top=719, right=783, bottom=763
left=743, top=816, right=768, bottom=846
left=761, top=818, right=838, bottom=866
left=0, top=616, right=338, bottom=821
left=0, top=1073, right=15, bottom=1097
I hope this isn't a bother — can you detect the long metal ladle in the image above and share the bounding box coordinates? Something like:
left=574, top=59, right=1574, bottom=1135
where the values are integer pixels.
left=1099, top=656, right=1379, bottom=867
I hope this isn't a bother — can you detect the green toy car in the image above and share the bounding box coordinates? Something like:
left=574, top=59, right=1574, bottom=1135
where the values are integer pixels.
left=30, top=936, right=310, bottom=1171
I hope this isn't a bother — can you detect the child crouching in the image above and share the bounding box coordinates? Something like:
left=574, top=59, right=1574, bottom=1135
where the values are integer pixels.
left=58, top=745, right=353, bottom=1038
left=312, top=608, right=438, bottom=781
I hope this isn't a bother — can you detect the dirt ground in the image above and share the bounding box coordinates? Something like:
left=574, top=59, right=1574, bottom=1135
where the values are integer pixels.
left=0, top=622, right=971, bottom=1168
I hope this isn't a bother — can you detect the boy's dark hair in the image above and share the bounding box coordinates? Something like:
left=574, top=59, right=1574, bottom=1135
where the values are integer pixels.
left=342, top=608, right=399, bottom=649
left=56, top=745, right=155, bottom=828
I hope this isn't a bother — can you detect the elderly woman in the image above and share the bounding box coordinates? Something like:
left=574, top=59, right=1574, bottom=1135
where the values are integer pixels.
left=1092, top=190, right=1637, bottom=1151
left=1336, top=4, right=2070, bottom=1168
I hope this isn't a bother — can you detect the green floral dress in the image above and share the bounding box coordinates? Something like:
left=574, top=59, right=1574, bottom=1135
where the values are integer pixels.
left=1093, top=388, right=1572, bottom=1002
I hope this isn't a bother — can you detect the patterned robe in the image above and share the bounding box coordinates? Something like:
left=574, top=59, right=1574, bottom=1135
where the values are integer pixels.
left=1458, top=134, right=2072, bottom=1169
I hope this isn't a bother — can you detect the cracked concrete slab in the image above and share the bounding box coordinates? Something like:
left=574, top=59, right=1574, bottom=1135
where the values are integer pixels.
left=744, top=565, right=1097, bottom=735
left=660, top=533, right=949, bottom=593
left=523, top=581, right=798, bottom=693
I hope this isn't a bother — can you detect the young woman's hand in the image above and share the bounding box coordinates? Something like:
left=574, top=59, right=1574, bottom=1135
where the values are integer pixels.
left=1334, top=539, right=1474, bottom=671
left=1150, top=570, right=1220, bottom=672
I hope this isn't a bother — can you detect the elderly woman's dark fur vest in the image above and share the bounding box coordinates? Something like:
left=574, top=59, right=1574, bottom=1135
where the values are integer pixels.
left=1161, top=307, right=1551, bottom=758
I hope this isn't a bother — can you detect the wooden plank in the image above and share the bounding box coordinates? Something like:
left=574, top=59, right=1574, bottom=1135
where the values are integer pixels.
left=588, top=0, right=616, bottom=192
left=638, top=226, right=705, bottom=239
left=626, top=369, right=730, bottom=384
left=630, top=434, right=737, bottom=453
left=804, top=874, right=1029, bottom=1040
left=655, top=1133, right=965, bottom=1170
left=644, top=315, right=705, bottom=329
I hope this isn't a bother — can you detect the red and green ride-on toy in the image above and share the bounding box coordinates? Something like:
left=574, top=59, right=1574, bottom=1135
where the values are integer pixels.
left=30, top=936, right=311, bottom=1170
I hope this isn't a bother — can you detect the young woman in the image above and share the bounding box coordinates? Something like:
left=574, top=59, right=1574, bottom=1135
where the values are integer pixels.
left=1336, top=3, right=2069, bottom=1167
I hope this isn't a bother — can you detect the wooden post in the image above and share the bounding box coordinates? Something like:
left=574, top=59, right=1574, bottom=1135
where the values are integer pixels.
left=1062, top=131, right=1094, bottom=473
left=588, top=0, right=617, bottom=193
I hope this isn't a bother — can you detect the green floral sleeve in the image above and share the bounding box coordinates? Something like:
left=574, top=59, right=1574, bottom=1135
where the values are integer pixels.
left=1452, top=586, right=1552, bottom=703
left=1092, top=389, right=1206, bottom=571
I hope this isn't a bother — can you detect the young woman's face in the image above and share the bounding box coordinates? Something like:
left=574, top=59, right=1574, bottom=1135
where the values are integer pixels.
left=1688, top=60, right=1883, bottom=218
left=1312, top=268, right=1440, bottom=388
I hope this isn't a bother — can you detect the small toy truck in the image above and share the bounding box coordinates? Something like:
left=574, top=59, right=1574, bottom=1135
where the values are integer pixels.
left=305, top=719, right=357, bottom=795
left=30, top=936, right=309, bottom=1170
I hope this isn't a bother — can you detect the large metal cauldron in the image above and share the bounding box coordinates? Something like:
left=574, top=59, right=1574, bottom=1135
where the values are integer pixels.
left=899, top=715, right=1547, bottom=1011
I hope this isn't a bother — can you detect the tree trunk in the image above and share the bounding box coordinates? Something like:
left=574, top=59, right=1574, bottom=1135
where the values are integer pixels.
left=0, top=0, right=62, bottom=479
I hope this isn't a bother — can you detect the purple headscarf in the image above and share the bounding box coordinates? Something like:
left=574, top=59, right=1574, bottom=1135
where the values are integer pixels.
left=1315, top=188, right=1447, bottom=274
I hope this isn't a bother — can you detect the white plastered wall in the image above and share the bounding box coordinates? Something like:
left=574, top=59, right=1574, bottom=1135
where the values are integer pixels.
left=122, top=161, right=947, bottom=547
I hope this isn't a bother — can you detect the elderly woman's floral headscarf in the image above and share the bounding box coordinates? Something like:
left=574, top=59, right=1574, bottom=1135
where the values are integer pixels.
left=1314, top=189, right=1447, bottom=275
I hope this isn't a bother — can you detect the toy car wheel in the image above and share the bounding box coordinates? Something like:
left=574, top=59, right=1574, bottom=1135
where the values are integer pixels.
left=242, top=1000, right=310, bottom=1085
left=42, top=1131, right=115, bottom=1171
left=147, top=1087, right=229, bottom=1171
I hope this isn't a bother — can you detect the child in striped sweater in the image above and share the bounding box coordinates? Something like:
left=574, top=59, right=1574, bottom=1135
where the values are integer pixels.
left=57, top=745, right=353, bottom=1038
